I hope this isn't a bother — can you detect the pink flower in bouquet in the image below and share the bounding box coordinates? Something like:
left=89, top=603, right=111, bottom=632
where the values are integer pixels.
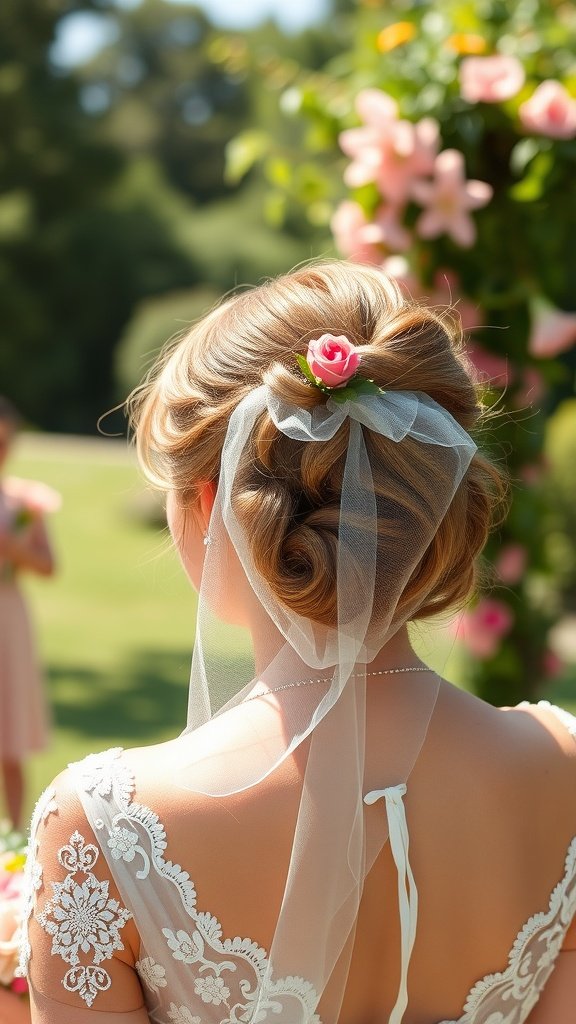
left=466, top=343, right=510, bottom=387
left=519, top=81, right=576, bottom=140
left=306, top=335, right=361, bottom=388
left=413, top=149, right=493, bottom=248
left=495, top=544, right=527, bottom=585
left=459, top=55, right=525, bottom=104
left=339, top=89, right=439, bottom=204
left=528, top=304, right=576, bottom=358
left=331, top=201, right=383, bottom=264
left=4, top=477, right=62, bottom=515
left=0, top=854, right=25, bottom=989
left=452, top=598, right=514, bottom=658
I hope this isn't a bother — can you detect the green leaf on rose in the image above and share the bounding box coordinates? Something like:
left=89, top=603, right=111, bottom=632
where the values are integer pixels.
left=294, top=356, right=385, bottom=401
left=326, top=376, right=385, bottom=404
left=295, top=352, right=330, bottom=391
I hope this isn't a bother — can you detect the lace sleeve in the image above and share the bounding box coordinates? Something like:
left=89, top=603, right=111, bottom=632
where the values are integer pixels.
left=535, top=701, right=576, bottom=741
left=20, top=769, right=147, bottom=1018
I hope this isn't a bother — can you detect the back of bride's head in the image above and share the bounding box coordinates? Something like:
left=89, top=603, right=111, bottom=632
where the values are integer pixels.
left=132, top=261, right=506, bottom=628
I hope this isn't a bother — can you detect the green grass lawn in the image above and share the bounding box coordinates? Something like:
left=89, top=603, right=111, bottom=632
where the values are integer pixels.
left=11, top=432, right=199, bottom=821
left=7, top=432, right=575, bottom=823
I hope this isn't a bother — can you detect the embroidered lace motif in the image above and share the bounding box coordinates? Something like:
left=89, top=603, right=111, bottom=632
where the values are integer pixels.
left=440, top=701, right=576, bottom=1024
left=71, top=747, right=321, bottom=1023
left=17, top=784, right=57, bottom=977
left=30, top=824, right=133, bottom=1007
left=440, top=838, right=576, bottom=1024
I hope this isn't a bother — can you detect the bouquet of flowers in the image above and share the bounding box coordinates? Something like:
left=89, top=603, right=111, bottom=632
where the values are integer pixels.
left=0, top=825, right=28, bottom=998
left=0, top=825, right=31, bottom=1024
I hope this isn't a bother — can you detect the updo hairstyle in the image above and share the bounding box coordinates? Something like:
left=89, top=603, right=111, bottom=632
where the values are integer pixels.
left=130, top=262, right=507, bottom=628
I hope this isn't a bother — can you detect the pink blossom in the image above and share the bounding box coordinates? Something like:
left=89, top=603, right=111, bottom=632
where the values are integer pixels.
left=466, top=343, right=510, bottom=387
left=306, top=335, right=361, bottom=388
left=460, top=55, right=525, bottom=104
left=452, top=598, right=514, bottom=658
left=528, top=304, right=576, bottom=358
left=339, top=89, right=439, bottom=204
left=362, top=204, right=411, bottom=253
left=412, top=149, right=492, bottom=248
left=494, top=544, right=527, bottom=585
left=331, top=201, right=383, bottom=264
left=519, top=80, right=576, bottom=140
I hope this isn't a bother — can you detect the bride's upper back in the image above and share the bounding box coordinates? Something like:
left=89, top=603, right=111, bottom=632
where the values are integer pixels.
left=115, top=680, right=576, bottom=1024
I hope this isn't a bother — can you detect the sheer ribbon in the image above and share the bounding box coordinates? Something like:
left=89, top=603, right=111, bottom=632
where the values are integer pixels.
left=173, top=385, right=477, bottom=1021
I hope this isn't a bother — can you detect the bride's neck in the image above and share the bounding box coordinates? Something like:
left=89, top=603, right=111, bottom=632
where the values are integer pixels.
left=247, top=607, right=423, bottom=681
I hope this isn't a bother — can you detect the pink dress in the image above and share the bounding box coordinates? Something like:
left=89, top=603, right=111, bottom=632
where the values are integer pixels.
left=0, top=486, right=50, bottom=760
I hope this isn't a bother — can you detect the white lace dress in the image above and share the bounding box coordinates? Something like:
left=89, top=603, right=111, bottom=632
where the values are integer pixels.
left=19, top=702, right=576, bottom=1024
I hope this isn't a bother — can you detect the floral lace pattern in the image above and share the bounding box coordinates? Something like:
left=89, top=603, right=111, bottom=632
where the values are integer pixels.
left=70, top=747, right=321, bottom=1023
left=35, top=829, right=133, bottom=1007
left=439, top=701, right=576, bottom=1024
left=440, top=838, right=576, bottom=1023
left=17, top=783, right=57, bottom=977
left=70, top=741, right=576, bottom=1024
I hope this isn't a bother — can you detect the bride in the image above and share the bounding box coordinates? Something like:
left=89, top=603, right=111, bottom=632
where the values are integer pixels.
left=20, top=262, right=575, bottom=1023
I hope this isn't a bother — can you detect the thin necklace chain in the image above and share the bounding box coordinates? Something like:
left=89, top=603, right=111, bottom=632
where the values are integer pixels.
left=245, top=666, right=435, bottom=703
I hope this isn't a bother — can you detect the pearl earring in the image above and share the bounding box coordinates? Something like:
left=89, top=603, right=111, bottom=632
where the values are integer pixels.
left=203, top=533, right=211, bottom=546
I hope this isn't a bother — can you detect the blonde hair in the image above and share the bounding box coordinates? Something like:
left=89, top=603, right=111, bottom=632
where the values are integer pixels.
left=130, top=261, right=507, bottom=626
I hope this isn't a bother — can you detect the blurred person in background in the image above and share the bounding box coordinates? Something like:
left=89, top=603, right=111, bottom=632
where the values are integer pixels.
left=0, top=397, right=56, bottom=830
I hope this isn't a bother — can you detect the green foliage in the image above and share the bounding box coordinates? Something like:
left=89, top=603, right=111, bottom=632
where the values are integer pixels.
left=116, top=285, right=220, bottom=394
left=546, top=399, right=576, bottom=611
left=0, top=0, right=340, bottom=433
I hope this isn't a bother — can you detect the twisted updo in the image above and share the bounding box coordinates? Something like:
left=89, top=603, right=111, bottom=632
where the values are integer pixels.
left=130, top=261, right=507, bottom=626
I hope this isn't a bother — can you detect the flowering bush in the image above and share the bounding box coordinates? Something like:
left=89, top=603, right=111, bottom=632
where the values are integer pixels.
left=227, top=0, right=576, bottom=702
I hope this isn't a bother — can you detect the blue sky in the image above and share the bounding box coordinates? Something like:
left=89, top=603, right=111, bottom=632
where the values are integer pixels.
left=52, top=0, right=329, bottom=67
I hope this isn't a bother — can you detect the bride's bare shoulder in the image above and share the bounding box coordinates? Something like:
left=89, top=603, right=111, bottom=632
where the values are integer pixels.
left=433, top=683, right=576, bottom=808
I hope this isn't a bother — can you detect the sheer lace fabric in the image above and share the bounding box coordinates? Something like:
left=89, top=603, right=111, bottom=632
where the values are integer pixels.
left=20, top=701, right=576, bottom=1024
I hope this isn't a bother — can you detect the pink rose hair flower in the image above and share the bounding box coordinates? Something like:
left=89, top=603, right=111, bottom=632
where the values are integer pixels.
left=459, top=55, right=525, bottom=104
left=306, top=335, right=362, bottom=388
left=412, top=149, right=493, bottom=248
left=519, top=81, right=576, bottom=140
